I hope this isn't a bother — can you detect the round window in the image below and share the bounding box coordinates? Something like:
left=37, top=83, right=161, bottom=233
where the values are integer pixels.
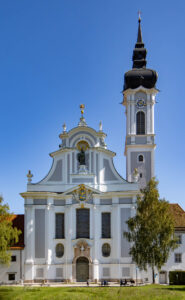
left=102, top=243, right=111, bottom=257
left=56, top=243, right=64, bottom=258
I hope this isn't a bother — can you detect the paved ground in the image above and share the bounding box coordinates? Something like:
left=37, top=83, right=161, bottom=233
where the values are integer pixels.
left=1, top=282, right=146, bottom=288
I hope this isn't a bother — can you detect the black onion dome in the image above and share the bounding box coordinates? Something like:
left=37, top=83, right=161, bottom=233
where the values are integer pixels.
left=124, top=18, right=157, bottom=91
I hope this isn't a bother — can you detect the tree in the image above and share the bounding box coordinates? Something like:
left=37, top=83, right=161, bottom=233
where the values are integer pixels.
left=0, top=196, right=21, bottom=265
left=124, top=178, right=178, bottom=283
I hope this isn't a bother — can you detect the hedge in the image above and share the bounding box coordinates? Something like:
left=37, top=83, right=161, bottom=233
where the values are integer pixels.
left=169, top=271, right=185, bottom=285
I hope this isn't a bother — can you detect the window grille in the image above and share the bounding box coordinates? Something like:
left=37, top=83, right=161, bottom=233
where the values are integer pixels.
left=122, top=267, right=130, bottom=277
left=103, top=267, right=110, bottom=277
left=36, top=268, right=44, bottom=278
left=56, top=268, right=63, bottom=277
left=175, top=253, right=182, bottom=263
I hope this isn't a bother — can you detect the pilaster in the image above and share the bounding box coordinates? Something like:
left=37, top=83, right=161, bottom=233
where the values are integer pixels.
left=93, top=197, right=100, bottom=281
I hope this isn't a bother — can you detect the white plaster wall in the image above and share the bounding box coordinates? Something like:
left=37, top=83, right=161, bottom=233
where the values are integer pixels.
left=156, top=233, right=185, bottom=284
left=0, top=250, right=24, bottom=283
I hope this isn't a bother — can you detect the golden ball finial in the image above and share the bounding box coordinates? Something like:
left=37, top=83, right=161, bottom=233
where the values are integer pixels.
left=80, top=104, right=85, bottom=116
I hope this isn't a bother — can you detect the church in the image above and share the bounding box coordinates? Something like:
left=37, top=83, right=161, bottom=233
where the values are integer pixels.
left=1, top=18, right=185, bottom=284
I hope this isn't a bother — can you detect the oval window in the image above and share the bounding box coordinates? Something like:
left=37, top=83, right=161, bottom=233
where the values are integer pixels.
left=56, top=243, right=64, bottom=258
left=102, top=243, right=111, bottom=257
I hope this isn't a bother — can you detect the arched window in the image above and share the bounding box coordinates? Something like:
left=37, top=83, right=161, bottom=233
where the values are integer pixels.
left=56, top=243, right=64, bottom=258
left=138, top=155, right=144, bottom=162
left=102, top=243, right=111, bottom=257
left=136, top=111, right=145, bottom=134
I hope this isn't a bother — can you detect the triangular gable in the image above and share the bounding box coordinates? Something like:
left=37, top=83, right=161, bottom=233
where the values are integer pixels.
left=63, top=184, right=101, bottom=196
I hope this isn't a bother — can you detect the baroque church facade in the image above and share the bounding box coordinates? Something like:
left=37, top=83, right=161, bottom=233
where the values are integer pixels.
left=1, top=18, right=185, bottom=284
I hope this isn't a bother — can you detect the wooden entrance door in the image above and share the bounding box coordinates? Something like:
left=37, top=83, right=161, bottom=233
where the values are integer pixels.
left=76, top=257, right=89, bottom=282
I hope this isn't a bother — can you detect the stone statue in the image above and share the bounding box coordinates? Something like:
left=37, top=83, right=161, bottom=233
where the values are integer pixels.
left=77, top=149, right=86, bottom=165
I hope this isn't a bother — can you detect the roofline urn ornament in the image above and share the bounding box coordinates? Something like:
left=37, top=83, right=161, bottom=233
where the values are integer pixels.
left=63, top=122, right=67, bottom=133
left=27, top=170, right=33, bottom=183
left=99, top=121, right=103, bottom=132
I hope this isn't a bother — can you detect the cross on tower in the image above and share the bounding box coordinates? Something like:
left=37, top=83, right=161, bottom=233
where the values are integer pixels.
left=138, top=10, right=141, bottom=22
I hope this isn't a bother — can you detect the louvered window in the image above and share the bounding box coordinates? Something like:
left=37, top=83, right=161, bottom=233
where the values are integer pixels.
left=136, top=111, right=145, bottom=134
left=55, top=213, right=65, bottom=239
left=76, top=209, right=89, bottom=238
left=102, top=212, right=111, bottom=238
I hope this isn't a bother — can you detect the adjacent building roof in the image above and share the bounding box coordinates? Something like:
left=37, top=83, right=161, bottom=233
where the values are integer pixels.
left=170, top=204, right=185, bottom=231
left=11, top=214, right=24, bottom=249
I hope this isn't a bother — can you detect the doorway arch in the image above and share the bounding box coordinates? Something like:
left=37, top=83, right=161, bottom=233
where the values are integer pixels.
left=76, top=257, right=89, bottom=282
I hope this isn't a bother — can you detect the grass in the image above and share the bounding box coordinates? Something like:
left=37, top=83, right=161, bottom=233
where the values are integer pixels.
left=0, top=285, right=185, bottom=300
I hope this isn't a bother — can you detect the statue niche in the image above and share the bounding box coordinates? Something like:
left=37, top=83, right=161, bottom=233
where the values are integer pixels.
left=77, top=149, right=86, bottom=166
left=76, top=140, right=89, bottom=174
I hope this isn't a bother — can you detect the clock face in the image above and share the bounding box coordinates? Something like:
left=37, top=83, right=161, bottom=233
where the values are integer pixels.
left=136, top=99, right=145, bottom=108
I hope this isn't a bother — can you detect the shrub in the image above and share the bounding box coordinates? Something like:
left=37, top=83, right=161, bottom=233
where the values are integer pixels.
left=169, top=271, right=185, bottom=285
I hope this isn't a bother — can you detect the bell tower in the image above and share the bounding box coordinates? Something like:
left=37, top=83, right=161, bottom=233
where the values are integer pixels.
left=123, top=17, right=158, bottom=188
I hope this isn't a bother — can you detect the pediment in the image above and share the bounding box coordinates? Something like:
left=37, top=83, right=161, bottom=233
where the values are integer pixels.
left=63, top=184, right=101, bottom=196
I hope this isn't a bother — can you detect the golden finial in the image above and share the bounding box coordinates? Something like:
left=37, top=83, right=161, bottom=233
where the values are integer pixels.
left=80, top=104, right=85, bottom=116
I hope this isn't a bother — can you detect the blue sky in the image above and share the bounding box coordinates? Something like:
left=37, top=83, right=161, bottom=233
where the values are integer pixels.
left=0, top=0, right=185, bottom=213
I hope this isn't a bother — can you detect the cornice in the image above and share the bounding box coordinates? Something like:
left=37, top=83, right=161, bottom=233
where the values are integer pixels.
left=126, top=134, right=155, bottom=138
left=20, top=191, right=66, bottom=199
left=20, top=188, right=138, bottom=199
left=91, top=147, right=116, bottom=157
left=67, top=125, right=100, bottom=137
left=125, top=144, right=156, bottom=149
left=49, top=147, right=75, bottom=157
left=123, top=86, right=159, bottom=96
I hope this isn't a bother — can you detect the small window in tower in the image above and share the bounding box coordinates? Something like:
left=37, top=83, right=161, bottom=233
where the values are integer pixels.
left=140, top=173, right=142, bottom=178
left=138, top=155, right=144, bottom=162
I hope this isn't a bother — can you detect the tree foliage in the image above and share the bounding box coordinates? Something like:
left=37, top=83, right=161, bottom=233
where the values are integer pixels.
left=124, top=178, right=178, bottom=283
left=0, top=196, right=21, bottom=265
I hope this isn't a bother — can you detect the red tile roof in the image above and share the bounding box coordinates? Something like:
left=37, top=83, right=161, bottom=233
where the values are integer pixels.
left=11, top=214, right=24, bottom=249
left=170, top=204, right=185, bottom=231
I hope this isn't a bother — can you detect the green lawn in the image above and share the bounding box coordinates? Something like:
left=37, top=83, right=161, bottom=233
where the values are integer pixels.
left=0, top=285, right=185, bottom=300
